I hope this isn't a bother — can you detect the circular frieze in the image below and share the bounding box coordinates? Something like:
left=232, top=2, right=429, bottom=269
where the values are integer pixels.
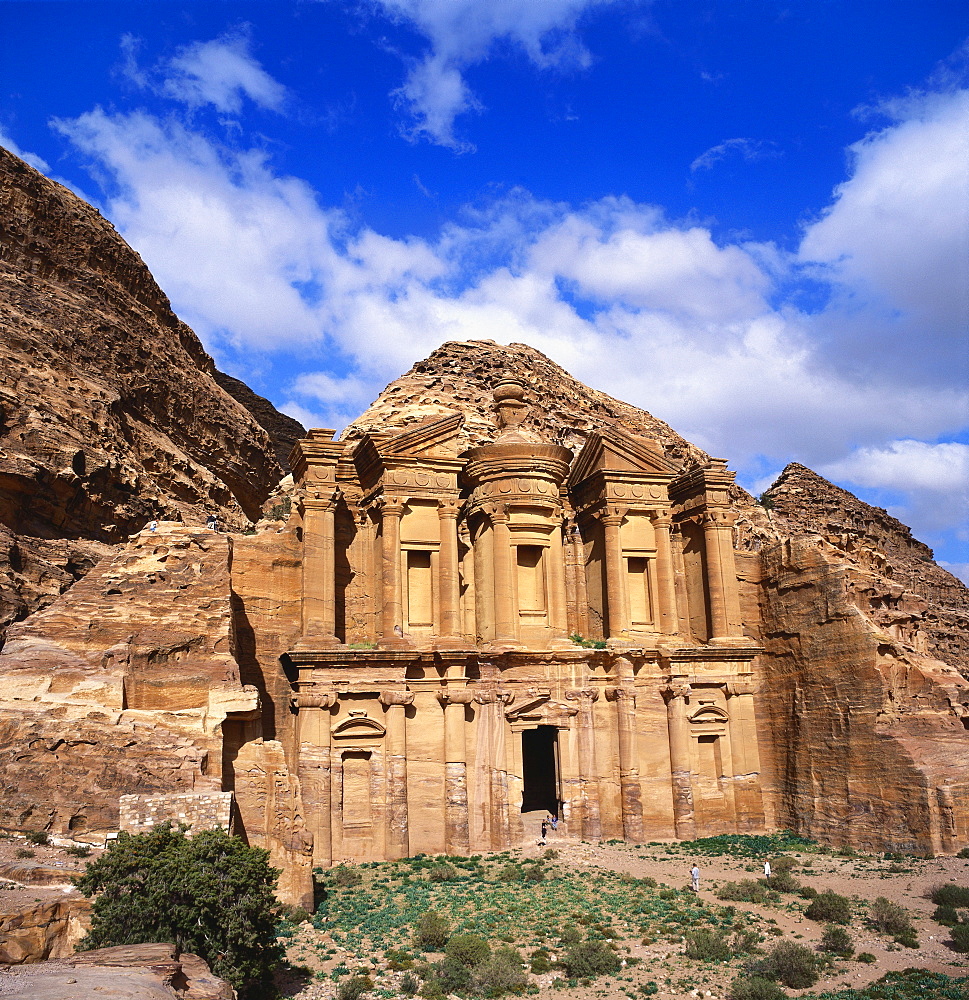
left=649, top=486, right=663, bottom=499
left=437, top=475, right=450, bottom=488
left=415, top=471, right=429, bottom=487
left=612, top=484, right=627, bottom=498
left=517, top=479, right=532, bottom=492
left=631, top=484, right=645, bottom=498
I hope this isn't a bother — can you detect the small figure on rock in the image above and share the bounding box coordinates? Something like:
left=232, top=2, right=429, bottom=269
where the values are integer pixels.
left=206, top=513, right=219, bottom=531
left=148, top=520, right=158, bottom=532
left=691, top=863, right=700, bottom=892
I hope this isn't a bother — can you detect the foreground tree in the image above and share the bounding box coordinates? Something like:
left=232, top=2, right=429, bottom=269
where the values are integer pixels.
left=75, top=823, right=283, bottom=998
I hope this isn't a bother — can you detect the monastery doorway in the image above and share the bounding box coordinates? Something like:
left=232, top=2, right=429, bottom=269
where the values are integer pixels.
left=521, top=726, right=559, bottom=814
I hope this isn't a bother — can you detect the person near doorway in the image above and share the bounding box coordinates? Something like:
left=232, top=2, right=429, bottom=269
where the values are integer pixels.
left=550, top=814, right=558, bottom=832
left=690, top=863, right=700, bottom=892
left=540, top=820, right=548, bottom=845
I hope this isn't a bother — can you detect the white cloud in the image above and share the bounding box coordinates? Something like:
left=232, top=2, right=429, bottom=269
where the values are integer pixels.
left=690, top=137, right=775, bottom=172
left=52, top=72, right=969, bottom=553
left=799, top=87, right=969, bottom=381
left=373, top=0, right=626, bottom=147
left=163, top=32, right=288, bottom=114
left=0, top=127, right=50, bottom=172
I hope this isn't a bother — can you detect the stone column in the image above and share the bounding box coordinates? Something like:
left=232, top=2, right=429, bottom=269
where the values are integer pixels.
left=607, top=678, right=644, bottom=842
left=380, top=690, right=414, bottom=859
left=548, top=520, right=568, bottom=635
left=726, top=679, right=765, bottom=830
left=703, top=510, right=744, bottom=639
left=566, top=688, right=601, bottom=840
left=295, top=688, right=337, bottom=867
left=491, top=506, right=518, bottom=643
left=601, top=509, right=627, bottom=639
left=439, top=689, right=475, bottom=854
left=664, top=681, right=696, bottom=840
left=301, top=491, right=341, bottom=645
left=564, top=519, right=589, bottom=638
left=379, top=498, right=405, bottom=641
left=437, top=502, right=462, bottom=639
left=473, top=518, right=495, bottom=643
left=650, top=510, right=679, bottom=636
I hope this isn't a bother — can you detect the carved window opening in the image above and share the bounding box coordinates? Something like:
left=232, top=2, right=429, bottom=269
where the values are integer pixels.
left=342, top=750, right=373, bottom=829
left=626, top=556, right=654, bottom=625
left=696, top=733, right=722, bottom=779
left=521, top=726, right=558, bottom=814
left=405, top=550, right=433, bottom=628
left=516, top=545, right=547, bottom=615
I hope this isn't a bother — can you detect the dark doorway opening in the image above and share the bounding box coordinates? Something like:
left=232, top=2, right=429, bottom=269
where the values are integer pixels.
left=521, top=726, right=558, bottom=813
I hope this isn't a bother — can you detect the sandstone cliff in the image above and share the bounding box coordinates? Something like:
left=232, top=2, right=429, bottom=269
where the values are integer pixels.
left=0, top=146, right=302, bottom=641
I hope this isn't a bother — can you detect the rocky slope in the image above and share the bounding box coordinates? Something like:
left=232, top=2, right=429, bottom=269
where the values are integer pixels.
left=0, top=147, right=303, bottom=641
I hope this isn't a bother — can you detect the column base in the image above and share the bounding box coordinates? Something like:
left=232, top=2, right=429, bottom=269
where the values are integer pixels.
left=293, top=635, right=343, bottom=651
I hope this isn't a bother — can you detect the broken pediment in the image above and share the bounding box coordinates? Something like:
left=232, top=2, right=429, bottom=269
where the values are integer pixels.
left=570, top=428, right=678, bottom=487
left=332, top=712, right=387, bottom=740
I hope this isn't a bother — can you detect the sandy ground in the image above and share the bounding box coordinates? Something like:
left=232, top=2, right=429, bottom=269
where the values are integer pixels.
left=277, top=838, right=969, bottom=1000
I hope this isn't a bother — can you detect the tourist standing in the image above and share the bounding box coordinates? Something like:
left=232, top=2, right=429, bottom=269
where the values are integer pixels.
left=691, top=863, right=699, bottom=892
left=764, top=860, right=771, bottom=882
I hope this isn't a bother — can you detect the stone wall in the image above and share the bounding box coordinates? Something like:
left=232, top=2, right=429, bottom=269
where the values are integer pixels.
left=119, top=792, right=234, bottom=837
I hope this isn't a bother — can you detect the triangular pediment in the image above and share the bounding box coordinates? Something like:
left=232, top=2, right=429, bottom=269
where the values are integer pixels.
left=381, top=412, right=464, bottom=457
left=570, top=429, right=677, bottom=485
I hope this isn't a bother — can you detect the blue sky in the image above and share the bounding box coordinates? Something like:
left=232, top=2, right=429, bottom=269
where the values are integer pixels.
left=1, top=1, right=968, bottom=578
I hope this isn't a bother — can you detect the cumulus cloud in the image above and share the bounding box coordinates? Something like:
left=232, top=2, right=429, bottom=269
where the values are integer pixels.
left=690, top=137, right=776, bottom=172
left=121, top=30, right=287, bottom=115
left=50, top=70, right=969, bottom=555
left=373, top=0, right=626, bottom=148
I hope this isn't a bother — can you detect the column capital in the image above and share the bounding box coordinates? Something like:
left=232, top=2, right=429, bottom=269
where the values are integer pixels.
left=438, top=687, right=477, bottom=706
left=565, top=687, right=600, bottom=706
left=437, top=500, right=462, bottom=519
left=377, top=496, right=407, bottom=518
left=474, top=688, right=514, bottom=705
left=484, top=502, right=510, bottom=523
left=605, top=686, right=636, bottom=706
left=649, top=508, right=673, bottom=528
left=726, top=678, right=757, bottom=697
left=662, top=680, right=692, bottom=702
left=600, top=506, right=627, bottom=527
left=702, top=509, right=735, bottom=528
left=379, top=689, right=415, bottom=707
left=303, top=487, right=341, bottom=510
left=292, top=687, right=338, bottom=710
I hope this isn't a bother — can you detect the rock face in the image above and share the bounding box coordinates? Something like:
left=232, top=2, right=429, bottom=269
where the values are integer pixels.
left=0, top=332, right=967, bottom=898
left=0, top=146, right=302, bottom=642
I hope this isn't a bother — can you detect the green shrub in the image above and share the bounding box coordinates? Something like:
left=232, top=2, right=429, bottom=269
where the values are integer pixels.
left=337, top=974, right=374, bottom=1000
left=446, top=934, right=490, bottom=968
left=869, top=896, right=914, bottom=938
left=765, top=869, right=799, bottom=893
left=728, top=976, right=787, bottom=1000
left=856, top=952, right=876, bottom=964
left=431, top=956, right=471, bottom=993
left=820, top=924, right=854, bottom=958
left=730, top=929, right=763, bottom=955
left=957, top=847, right=969, bottom=859
left=561, top=939, right=622, bottom=978
left=557, top=925, right=583, bottom=946
left=498, top=863, right=522, bottom=881
left=65, top=844, right=92, bottom=858
left=470, top=946, right=528, bottom=997
left=523, top=864, right=545, bottom=882
left=798, top=885, right=818, bottom=899
left=684, top=928, right=731, bottom=961
left=414, top=911, right=451, bottom=951
left=753, top=940, right=819, bottom=989
left=529, top=949, right=551, bottom=973
left=25, top=830, right=49, bottom=845
left=930, top=884, right=969, bottom=908
left=933, top=904, right=961, bottom=926
left=74, top=824, right=281, bottom=999
left=950, top=923, right=969, bottom=953
left=385, top=948, right=415, bottom=971
left=716, top=879, right=771, bottom=904
left=332, top=864, right=363, bottom=887
left=769, top=856, right=797, bottom=874
left=805, top=891, right=851, bottom=924
left=400, top=972, right=419, bottom=995
left=427, top=863, right=459, bottom=882
left=15, top=848, right=35, bottom=859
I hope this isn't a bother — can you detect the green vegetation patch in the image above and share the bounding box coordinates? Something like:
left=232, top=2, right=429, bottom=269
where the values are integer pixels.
left=663, top=833, right=818, bottom=858
left=804, top=968, right=969, bottom=999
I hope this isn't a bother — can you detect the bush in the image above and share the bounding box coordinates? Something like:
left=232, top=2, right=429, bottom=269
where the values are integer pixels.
left=933, top=905, right=961, bottom=926
left=400, top=972, right=419, bottom=995
left=414, top=911, right=451, bottom=951
left=65, top=844, right=92, bottom=858
left=805, top=891, right=851, bottom=924
left=529, top=948, right=551, bottom=973
left=74, top=824, right=282, bottom=999
left=765, top=869, right=799, bottom=893
left=868, top=896, right=914, bottom=937
left=856, top=952, right=876, bottom=964
left=337, top=974, right=374, bottom=1000
left=561, top=938, right=622, bottom=978
left=728, top=976, right=787, bottom=1000
left=820, top=924, right=854, bottom=958
left=799, top=885, right=819, bottom=900
left=930, top=884, right=969, bottom=908
left=769, top=856, right=797, bottom=874
left=445, top=934, right=490, bottom=968
left=730, top=929, right=763, bottom=955
left=332, top=864, right=363, bottom=888
left=716, top=880, right=771, bottom=904
left=950, top=923, right=969, bottom=953
left=25, top=830, right=49, bottom=845
left=684, top=928, right=731, bottom=961
left=427, top=863, right=459, bottom=882
left=753, top=940, right=819, bottom=989
left=957, top=847, right=969, bottom=859
left=470, top=946, right=528, bottom=997
left=15, top=848, right=35, bottom=859
left=431, top=956, right=471, bottom=993
left=557, top=924, right=583, bottom=946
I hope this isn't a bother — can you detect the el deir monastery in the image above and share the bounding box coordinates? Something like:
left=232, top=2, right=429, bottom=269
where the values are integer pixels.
left=2, top=145, right=969, bottom=910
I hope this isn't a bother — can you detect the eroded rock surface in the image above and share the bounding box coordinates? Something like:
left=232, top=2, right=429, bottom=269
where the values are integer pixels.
left=0, top=147, right=302, bottom=641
